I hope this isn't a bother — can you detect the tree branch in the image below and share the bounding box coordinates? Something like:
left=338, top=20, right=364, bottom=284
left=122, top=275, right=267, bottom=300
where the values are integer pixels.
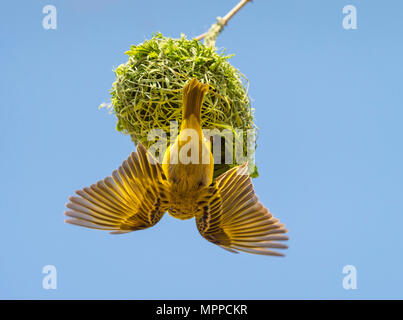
left=195, top=0, right=253, bottom=45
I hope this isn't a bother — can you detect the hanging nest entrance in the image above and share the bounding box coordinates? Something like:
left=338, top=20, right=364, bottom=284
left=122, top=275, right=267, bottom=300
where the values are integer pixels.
left=107, top=33, right=258, bottom=178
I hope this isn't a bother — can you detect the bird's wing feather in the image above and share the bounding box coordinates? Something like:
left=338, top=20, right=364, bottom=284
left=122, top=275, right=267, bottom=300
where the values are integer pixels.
left=65, top=143, right=170, bottom=234
left=196, top=164, right=288, bottom=256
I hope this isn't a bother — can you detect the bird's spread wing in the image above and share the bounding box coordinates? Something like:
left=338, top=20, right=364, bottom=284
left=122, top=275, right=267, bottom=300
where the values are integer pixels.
left=195, top=164, right=288, bottom=256
left=65, top=143, right=170, bottom=234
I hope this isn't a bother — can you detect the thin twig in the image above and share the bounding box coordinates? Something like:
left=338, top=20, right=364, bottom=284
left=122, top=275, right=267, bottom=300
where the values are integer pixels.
left=194, top=32, right=208, bottom=41
left=195, top=0, right=253, bottom=41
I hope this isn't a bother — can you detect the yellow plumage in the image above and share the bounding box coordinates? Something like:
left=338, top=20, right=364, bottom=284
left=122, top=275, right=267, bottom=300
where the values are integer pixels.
left=65, top=79, right=288, bottom=256
left=162, top=79, right=213, bottom=219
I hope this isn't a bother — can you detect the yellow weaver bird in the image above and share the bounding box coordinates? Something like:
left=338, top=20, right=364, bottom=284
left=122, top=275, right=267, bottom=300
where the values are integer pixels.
left=65, top=79, right=288, bottom=256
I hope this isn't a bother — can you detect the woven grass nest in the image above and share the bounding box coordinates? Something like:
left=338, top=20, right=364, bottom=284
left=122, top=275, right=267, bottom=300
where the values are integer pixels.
left=108, top=33, right=258, bottom=178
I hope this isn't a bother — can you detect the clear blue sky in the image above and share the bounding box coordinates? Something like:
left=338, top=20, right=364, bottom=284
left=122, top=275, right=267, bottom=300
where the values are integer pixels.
left=1, top=0, right=402, bottom=299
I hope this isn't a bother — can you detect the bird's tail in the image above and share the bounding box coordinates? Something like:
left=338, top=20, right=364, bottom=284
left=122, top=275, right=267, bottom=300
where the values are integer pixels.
left=182, top=78, right=209, bottom=123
